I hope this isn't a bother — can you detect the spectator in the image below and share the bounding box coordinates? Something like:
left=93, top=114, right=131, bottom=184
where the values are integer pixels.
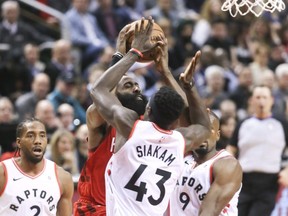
left=268, top=43, right=286, bottom=71
left=118, top=0, right=143, bottom=21
left=249, top=43, right=274, bottom=86
left=216, top=115, right=237, bottom=150
left=85, top=45, right=115, bottom=80
left=248, top=17, right=281, bottom=53
left=92, top=0, right=132, bottom=44
left=15, top=73, right=50, bottom=121
left=260, top=70, right=277, bottom=90
left=47, top=73, right=86, bottom=124
left=201, top=65, right=228, bottom=110
left=193, top=45, right=217, bottom=96
left=229, top=65, right=253, bottom=119
left=22, top=43, right=46, bottom=84
left=171, top=19, right=199, bottom=70
left=0, top=97, right=17, bottom=156
left=35, top=99, right=62, bottom=141
left=144, top=0, right=180, bottom=29
left=191, top=0, right=228, bottom=47
left=204, top=18, right=235, bottom=64
left=273, top=63, right=288, bottom=119
left=218, top=99, right=238, bottom=120
left=230, top=20, right=253, bottom=65
left=48, top=129, right=79, bottom=175
left=226, top=85, right=288, bottom=216
left=214, top=48, right=239, bottom=92
left=57, top=103, right=76, bottom=132
left=65, top=0, right=110, bottom=70
left=0, top=0, right=51, bottom=98
left=44, top=39, right=77, bottom=91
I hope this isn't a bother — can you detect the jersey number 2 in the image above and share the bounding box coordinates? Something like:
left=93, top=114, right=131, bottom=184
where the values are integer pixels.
left=30, top=205, right=41, bottom=216
left=124, top=164, right=171, bottom=205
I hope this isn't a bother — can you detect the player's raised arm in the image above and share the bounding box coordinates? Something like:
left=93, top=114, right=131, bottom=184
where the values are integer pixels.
left=176, top=51, right=211, bottom=151
left=90, top=17, right=160, bottom=144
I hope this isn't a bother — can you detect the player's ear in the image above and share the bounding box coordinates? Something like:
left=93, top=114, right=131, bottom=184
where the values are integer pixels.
left=216, top=130, right=221, bottom=141
left=16, top=138, right=21, bottom=149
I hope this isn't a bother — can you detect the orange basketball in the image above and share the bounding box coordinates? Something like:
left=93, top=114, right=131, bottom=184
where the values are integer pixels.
left=126, top=20, right=164, bottom=62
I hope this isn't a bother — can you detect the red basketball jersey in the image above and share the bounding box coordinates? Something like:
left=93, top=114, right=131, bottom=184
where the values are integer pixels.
left=74, top=126, right=116, bottom=216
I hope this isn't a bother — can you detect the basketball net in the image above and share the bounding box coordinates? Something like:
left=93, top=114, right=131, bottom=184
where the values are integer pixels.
left=221, top=0, right=286, bottom=17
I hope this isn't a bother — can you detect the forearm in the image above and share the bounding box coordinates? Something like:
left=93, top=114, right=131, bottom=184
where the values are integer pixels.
left=109, top=52, right=124, bottom=67
left=184, top=86, right=210, bottom=129
left=199, top=205, right=222, bottom=216
left=161, top=70, right=188, bottom=107
left=91, top=51, right=138, bottom=91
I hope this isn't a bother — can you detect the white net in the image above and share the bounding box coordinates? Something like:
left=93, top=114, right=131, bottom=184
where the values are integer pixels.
left=221, top=0, right=286, bottom=17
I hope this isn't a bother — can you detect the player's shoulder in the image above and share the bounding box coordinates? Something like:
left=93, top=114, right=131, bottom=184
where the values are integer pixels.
left=0, top=161, right=7, bottom=194
left=213, top=153, right=242, bottom=175
left=0, top=162, right=5, bottom=175
left=55, top=165, right=73, bottom=182
left=54, top=165, right=74, bottom=194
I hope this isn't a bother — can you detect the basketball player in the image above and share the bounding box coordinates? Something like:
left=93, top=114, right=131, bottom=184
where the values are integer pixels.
left=74, top=18, right=196, bottom=216
left=90, top=17, right=211, bottom=216
left=167, top=111, right=242, bottom=215
left=0, top=118, right=74, bottom=215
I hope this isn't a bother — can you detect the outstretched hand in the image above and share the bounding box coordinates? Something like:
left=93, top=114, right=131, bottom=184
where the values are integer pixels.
left=179, top=51, right=201, bottom=89
left=131, top=17, right=163, bottom=54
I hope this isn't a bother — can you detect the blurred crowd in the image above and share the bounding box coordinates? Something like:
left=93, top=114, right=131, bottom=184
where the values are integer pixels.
left=0, top=0, right=288, bottom=195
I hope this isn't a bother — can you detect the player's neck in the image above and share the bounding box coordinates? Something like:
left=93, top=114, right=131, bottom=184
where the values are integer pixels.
left=195, top=149, right=218, bottom=164
left=15, top=157, right=45, bottom=176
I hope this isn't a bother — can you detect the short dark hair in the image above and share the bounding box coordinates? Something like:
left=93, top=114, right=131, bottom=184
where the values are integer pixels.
left=150, top=86, right=184, bottom=127
left=16, top=118, right=45, bottom=138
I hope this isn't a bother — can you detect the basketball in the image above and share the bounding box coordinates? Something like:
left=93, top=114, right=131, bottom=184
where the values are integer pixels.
left=126, top=20, right=164, bottom=62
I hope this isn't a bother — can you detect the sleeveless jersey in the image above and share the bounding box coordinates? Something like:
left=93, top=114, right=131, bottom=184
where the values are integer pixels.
left=74, top=126, right=116, bottom=216
left=105, top=120, right=185, bottom=216
left=0, top=158, right=61, bottom=216
left=168, top=150, right=240, bottom=216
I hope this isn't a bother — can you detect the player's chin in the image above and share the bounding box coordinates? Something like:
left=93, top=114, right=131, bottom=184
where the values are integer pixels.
left=30, top=154, right=44, bottom=164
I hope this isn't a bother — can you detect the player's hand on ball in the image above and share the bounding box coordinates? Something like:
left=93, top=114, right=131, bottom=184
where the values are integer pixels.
left=131, top=17, right=162, bottom=54
left=116, top=23, right=133, bottom=55
left=154, top=34, right=169, bottom=73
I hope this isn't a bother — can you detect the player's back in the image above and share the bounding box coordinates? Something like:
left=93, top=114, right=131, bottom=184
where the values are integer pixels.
left=105, top=120, right=185, bottom=216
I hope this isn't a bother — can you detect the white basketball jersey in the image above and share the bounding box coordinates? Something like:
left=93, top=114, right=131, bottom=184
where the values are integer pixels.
left=168, top=150, right=240, bottom=216
left=0, top=158, right=61, bottom=216
left=105, top=120, right=185, bottom=216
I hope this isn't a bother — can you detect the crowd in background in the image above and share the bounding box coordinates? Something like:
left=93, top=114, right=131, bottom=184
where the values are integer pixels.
left=0, top=0, right=288, bottom=212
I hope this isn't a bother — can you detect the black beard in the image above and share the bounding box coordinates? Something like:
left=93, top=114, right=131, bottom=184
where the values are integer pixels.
left=116, top=92, right=148, bottom=116
left=194, top=146, right=209, bottom=157
left=21, top=148, right=45, bottom=164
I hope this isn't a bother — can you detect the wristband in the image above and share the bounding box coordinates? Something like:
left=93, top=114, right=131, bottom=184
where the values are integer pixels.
left=129, top=48, right=143, bottom=59
left=112, top=51, right=124, bottom=59
left=183, top=79, right=195, bottom=90
left=110, top=52, right=124, bottom=66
